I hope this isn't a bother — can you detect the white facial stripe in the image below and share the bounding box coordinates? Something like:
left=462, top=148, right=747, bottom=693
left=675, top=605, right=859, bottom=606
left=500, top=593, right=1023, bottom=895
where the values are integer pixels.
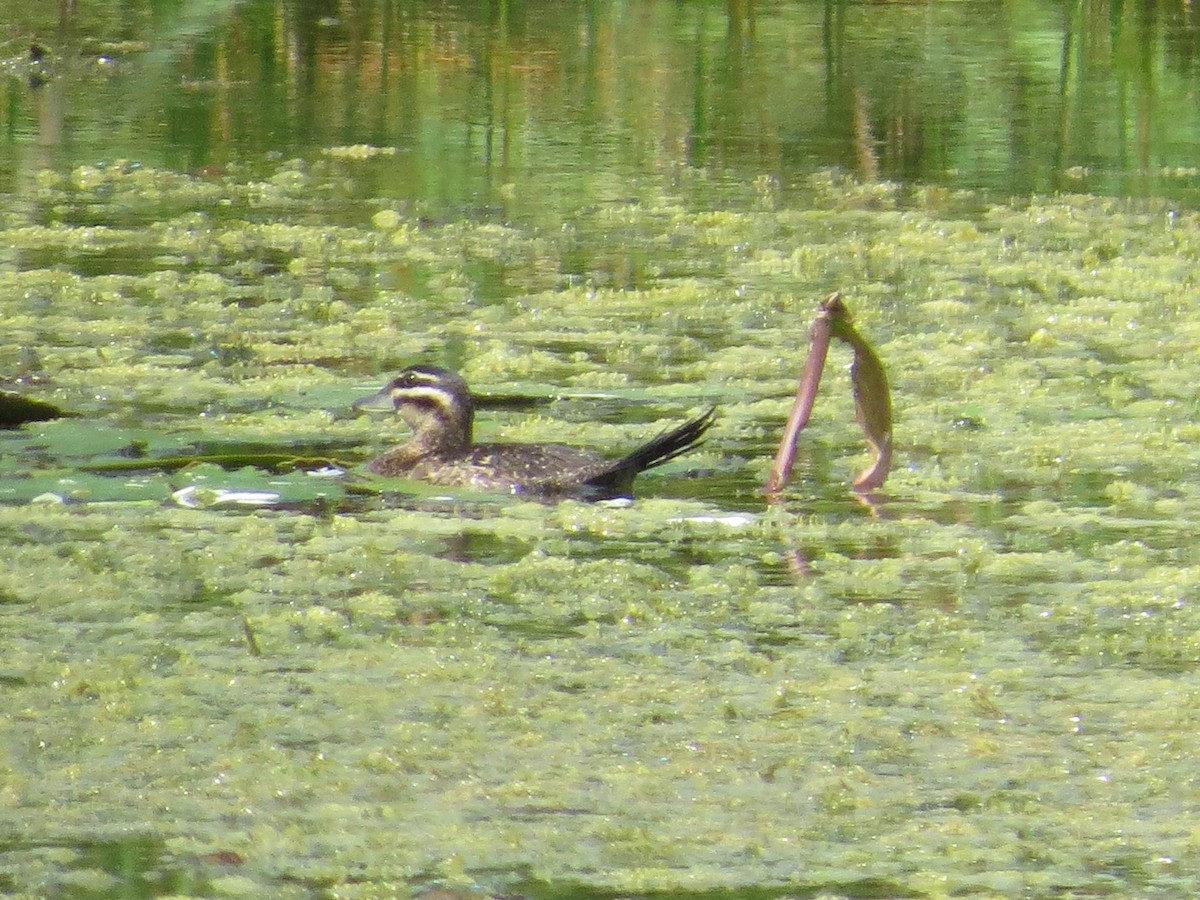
left=391, top=384, right=454, bottom=409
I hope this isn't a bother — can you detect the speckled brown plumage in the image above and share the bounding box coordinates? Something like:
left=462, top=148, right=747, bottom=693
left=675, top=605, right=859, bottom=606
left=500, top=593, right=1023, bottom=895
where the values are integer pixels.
left=353, top=365, right=715, bottom=500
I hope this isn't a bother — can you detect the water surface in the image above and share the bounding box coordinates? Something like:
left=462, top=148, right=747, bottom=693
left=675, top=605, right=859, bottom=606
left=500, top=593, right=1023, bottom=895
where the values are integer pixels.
left=1, top=2, right=1200, bottom=898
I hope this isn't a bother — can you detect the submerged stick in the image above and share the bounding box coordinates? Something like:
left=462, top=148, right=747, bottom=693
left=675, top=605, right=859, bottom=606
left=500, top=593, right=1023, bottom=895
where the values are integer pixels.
left=767, top=291, right=893, bottom=496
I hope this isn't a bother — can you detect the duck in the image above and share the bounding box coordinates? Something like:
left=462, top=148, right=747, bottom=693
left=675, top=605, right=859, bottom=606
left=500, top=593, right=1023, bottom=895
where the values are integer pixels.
left=353, top=365, right=715, bottom=499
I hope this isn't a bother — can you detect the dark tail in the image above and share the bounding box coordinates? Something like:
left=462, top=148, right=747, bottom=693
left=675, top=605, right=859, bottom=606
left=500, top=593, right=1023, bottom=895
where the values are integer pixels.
left=582, top=406, right=716, bottom=500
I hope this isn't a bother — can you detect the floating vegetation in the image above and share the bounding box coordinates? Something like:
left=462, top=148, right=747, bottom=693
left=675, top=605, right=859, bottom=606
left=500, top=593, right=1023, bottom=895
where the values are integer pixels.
left=321, top=144, right=399, bottom=160
left=4, top=159, right=1200, bottom=897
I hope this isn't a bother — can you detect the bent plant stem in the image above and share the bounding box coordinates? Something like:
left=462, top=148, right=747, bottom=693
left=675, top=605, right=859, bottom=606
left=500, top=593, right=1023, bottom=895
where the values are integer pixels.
left=835, top=306, right=893, bottom=492
left=766, top=297, right=834, bottom=494
left=766, top=291, right=893, bottom=497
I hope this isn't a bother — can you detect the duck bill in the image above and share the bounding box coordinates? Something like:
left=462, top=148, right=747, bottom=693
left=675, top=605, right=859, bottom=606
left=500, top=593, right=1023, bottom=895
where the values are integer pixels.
left=352, top=387, right=396, bottom=413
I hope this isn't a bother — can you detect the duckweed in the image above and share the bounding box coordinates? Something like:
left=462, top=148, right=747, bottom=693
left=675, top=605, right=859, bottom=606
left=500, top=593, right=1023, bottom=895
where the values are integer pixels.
left=2, top=161, right=1200, bottom=896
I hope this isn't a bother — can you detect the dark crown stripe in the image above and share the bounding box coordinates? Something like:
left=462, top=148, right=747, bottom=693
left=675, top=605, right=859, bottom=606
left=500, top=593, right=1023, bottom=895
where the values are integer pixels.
left=406, top=370, right=444, bottom=384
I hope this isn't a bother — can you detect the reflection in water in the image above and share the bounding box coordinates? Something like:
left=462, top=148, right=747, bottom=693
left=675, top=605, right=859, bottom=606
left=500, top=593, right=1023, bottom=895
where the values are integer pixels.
left=0, top=1, right=1197, bottom=205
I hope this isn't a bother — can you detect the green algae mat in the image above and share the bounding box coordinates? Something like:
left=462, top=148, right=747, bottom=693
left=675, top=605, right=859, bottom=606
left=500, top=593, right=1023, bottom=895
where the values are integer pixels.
left=3, top=162, right=1200, bottom=898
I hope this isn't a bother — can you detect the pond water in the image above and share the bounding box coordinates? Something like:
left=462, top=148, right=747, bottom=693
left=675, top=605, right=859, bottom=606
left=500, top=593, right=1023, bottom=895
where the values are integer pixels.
left=2, top=2, right=1200, bottom=898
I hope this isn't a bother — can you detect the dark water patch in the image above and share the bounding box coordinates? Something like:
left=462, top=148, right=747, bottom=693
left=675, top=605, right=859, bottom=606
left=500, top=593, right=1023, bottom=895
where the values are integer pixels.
left=0, top=390, right=67, bottom=427
left=484, top=613, right=595, bottom=641
left=508, top=876, right=925, bottom=900
left=433, top=529, right=535, bottom=566
left=0, top=835, right=230, bottom=899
